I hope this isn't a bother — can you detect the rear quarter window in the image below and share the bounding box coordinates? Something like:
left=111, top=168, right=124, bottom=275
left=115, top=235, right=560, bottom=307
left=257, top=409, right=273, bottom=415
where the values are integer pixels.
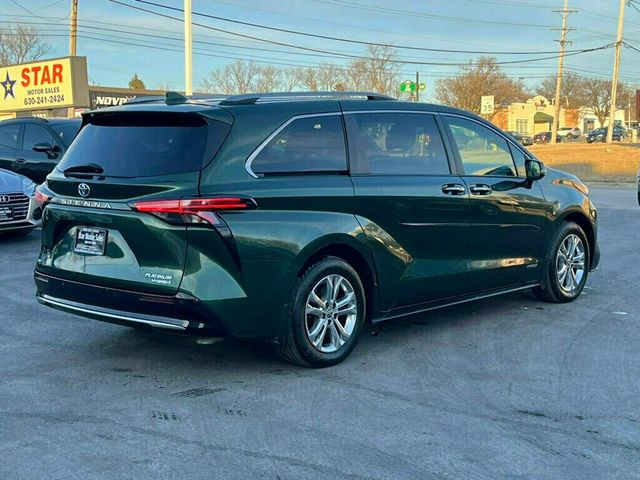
left=57, top=112, right=230, bottom=178
left=250, top=114, right=347, bottom=175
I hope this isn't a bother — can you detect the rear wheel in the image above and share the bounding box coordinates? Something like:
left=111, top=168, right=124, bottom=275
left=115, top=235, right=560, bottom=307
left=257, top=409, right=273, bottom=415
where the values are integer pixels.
left=535, top=222, right=589, bottom=303
left=277, top=257, right=366, bottom=367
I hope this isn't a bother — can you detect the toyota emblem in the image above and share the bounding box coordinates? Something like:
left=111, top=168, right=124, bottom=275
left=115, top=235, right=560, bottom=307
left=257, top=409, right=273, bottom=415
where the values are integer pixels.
left=0, top=195, right=9, bottom=204
left=78, top=183, right=91, bottom=198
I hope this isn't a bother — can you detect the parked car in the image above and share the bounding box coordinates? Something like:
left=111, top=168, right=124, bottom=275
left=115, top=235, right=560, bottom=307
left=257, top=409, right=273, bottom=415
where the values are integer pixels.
left=533, top=131, right=563, bottom=144
left=0, top=168, right=41, bottom=235
left=586, top=127, right=626, bottom=143
left=505, top=131, right=533, bottom=146
left=557, top=127, right=581, bottom=139
left=0, top=117, right=82, bottom=184
left=34, top=92, right=600, bottom=367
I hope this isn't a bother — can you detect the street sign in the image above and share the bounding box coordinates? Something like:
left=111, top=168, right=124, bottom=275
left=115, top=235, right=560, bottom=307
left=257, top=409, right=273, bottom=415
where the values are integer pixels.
left=400, top=81, right=414, bottom=92
left=481, top=95, right=495, bottom=115
left=400, top=81, right=426, bottom=93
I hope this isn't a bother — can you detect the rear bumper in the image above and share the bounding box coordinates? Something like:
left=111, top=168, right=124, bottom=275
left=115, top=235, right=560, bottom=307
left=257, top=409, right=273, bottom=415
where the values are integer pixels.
left=34, top=271, right=229, bottom=335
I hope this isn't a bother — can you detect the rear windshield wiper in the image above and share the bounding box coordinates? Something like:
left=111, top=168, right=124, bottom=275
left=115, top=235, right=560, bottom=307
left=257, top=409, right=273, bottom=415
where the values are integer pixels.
left=63, top=163, right=104, bottom=177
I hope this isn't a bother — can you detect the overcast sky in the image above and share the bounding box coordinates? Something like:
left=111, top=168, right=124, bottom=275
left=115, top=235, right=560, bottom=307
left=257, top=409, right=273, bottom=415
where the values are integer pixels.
left=4, top=0, right=640, bottom=100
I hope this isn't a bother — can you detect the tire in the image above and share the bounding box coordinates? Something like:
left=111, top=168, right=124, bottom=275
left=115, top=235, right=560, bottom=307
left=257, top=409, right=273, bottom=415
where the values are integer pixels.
left=277, top=256, right=366, bottom=368
left=534, top=222, right=590, bottom=303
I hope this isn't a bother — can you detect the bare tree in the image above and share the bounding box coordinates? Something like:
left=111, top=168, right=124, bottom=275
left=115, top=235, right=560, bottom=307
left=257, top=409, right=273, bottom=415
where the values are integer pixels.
left=199, top=44, right=400, bottom=96
left=582, top=77, right=633, bottom=127
left=281, top=68, right=300, bottom=92
left=298, top=67, right=321, bottom=91
left=255, top=65, right=281, bottom=93
left=345, top=45, right=401, bottom=96
left=536, top=72, right=587, bottom=108
left=0, top=24, right=50, bottom=66
left=200, top=59, right=260, bottom=94
left=435, top=57, right=528, bottom=115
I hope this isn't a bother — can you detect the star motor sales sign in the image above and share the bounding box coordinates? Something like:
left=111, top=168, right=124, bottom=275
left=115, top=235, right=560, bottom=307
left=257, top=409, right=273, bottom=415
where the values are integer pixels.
left=0, top=56, right=89, bottom=112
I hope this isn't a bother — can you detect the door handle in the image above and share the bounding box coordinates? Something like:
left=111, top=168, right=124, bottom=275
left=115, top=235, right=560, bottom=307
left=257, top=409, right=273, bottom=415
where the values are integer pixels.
left=15, top=158, right=26, bottom=164
left=441, top=184, right=466, bottom=195
left=470, top=184, right=492, bottom=195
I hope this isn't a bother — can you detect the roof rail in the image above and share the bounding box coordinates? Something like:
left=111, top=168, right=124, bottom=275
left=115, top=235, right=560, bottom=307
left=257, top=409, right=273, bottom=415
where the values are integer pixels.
left=219, top=91, right=396, bottom=106
left=123, top=92, right=229, bottom=106
left=121, top=91, right=396, bottom=107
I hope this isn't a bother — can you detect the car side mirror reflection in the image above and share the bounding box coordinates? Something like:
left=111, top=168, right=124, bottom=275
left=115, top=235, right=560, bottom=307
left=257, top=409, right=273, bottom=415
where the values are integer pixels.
left=525, top=159, right=546, bottom=181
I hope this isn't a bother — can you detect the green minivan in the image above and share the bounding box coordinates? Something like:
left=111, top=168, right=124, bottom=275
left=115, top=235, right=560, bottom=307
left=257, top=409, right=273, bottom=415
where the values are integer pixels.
left=34, top=92, right=599, bottom=367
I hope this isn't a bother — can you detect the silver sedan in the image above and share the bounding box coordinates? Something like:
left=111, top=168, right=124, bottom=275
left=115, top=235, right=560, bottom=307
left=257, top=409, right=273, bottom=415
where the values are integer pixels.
left=0, top=169, right=41, bottom=235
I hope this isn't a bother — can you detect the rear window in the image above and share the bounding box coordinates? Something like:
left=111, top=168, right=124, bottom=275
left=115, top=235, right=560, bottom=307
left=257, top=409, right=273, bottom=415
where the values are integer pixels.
left=51, top=122, right=81, bottom=146
left=57, top=112, right=230, bottom=178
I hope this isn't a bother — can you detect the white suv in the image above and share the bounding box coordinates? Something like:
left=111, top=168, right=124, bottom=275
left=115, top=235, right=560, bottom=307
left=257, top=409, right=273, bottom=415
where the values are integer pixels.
left=557, top=127, right=581, bottom=139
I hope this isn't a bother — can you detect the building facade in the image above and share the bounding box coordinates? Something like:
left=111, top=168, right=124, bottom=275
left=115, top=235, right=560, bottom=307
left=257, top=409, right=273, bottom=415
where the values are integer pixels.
left=505, top=95, right=566, bottom=136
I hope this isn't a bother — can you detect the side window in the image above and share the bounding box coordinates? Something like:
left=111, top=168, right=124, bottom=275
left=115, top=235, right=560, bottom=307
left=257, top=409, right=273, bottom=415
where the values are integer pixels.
left=23, top=124, right=57, bottom=151
left=508, top=143, right=527, bottom=178
left=346, top=112, right=449, bottom=175
left=445, top=116, right=517, bottom=177
left=0, top=124, right=21, bottom=150
left=251, top=115, right=347, bottom=174
left=22, top=123, right=56, bottom=150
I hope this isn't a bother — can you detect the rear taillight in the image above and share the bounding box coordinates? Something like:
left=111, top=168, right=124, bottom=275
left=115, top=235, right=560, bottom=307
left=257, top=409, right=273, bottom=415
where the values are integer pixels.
left=131, top=196, right=256, bottom=225
left=35, top=189, right=51, bottom=207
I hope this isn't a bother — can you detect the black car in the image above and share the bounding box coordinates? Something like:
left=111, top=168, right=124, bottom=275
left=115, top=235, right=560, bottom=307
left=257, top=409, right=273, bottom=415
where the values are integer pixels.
left=505, top=131, right=533, bottom=146
left=34, top=91, right=600, bottom=367
left=0, top=117, right=81, bottom=183
left=533, top=131, right=562, bottom=144
left=586, top=127, right=625, bottom=143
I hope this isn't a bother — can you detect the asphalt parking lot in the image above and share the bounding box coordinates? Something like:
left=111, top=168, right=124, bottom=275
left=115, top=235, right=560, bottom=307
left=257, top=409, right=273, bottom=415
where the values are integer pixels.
left=1, top=185, right=638, bottom=480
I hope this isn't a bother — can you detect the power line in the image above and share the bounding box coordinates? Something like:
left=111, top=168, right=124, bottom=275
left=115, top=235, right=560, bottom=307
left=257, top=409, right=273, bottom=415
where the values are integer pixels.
left=121, top=0, right=596, bottom=55
left=309, top=0, right=557, bottom=28
left=8, top=19, right=613, bottom=69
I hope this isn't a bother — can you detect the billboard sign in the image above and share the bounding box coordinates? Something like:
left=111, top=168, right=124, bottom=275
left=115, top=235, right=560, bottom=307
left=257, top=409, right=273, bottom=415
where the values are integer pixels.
left=0, top=56, right=89, bottom=113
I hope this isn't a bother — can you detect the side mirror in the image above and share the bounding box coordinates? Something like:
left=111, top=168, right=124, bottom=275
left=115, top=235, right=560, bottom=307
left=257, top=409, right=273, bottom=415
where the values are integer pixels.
left=525, top=159, right=546, bottom=181
left=33, top=143, right=61, bottom=158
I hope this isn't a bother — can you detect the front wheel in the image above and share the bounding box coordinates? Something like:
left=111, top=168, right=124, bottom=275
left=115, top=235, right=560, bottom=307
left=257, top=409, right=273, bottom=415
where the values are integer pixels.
left=535, top=222, right=590, bottom=303
left=277, top=257, right=366, bottom=367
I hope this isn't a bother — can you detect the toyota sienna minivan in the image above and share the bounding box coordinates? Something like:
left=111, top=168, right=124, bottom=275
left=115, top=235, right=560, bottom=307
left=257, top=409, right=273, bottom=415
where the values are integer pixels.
left=34, top=92, right=599, bottom=367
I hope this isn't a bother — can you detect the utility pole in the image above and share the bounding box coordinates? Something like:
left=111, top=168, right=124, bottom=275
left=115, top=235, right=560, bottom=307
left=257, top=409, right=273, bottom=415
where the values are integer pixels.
left=69, top=0, right=78, bottom=56
left=184, top=0, right=193, bottom=96
left=606, top=0, right=625, bottom=143
left=68, top=0, right=78, bottom=118
left=550, top=0, right=575, bottom=144
left=415, top=71, right=420, bottom=102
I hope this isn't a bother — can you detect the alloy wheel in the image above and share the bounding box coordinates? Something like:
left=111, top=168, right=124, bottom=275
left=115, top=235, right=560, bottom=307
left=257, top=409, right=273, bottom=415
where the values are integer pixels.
left=556, top=234, right=585, bottom=294
left=304, top=274, right=358, bottom=353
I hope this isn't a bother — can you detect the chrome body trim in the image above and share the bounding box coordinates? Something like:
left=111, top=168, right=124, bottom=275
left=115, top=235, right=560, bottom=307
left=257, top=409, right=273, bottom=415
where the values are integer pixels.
left=373, top=283, right=540, bottom=323
left=37, top=294, right=189, bottom=331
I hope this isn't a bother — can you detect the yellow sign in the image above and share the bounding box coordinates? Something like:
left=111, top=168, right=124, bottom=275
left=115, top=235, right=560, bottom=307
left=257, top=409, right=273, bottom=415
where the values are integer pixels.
left=0, top=56, right=89, bottom=113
